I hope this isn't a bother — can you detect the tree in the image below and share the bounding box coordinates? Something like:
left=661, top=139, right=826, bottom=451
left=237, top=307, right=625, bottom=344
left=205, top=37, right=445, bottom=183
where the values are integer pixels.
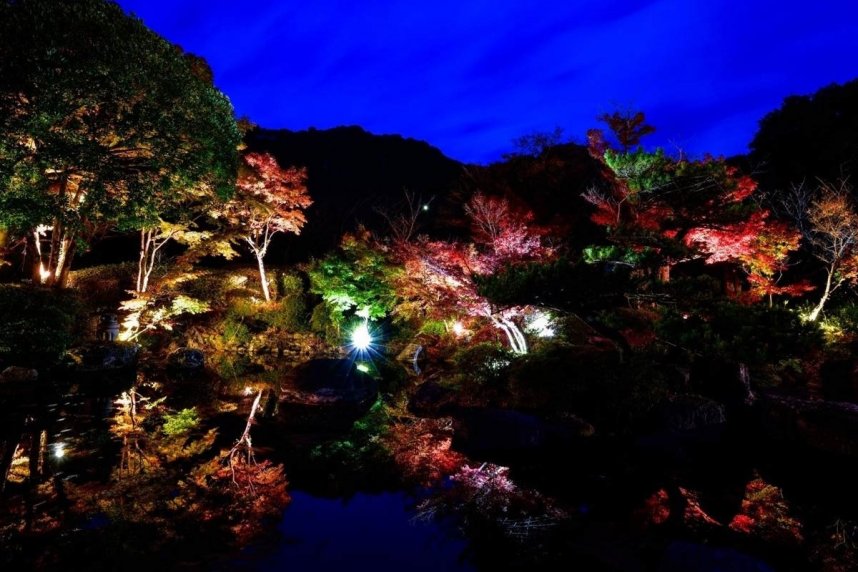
left=583, top=146, right=758, bottom=282
left=0, top=0, right=241, bottom=287
left=790, top=181, right=858, bottom=321
left=750, top=79, right=858, bottom=194
left=307, top=230, right=399, bottom=332
left=596, top=110, right=656, bottom=152
left=685, top=211, right=811, bottom=304
left=219, top=153, right=312, bottom=301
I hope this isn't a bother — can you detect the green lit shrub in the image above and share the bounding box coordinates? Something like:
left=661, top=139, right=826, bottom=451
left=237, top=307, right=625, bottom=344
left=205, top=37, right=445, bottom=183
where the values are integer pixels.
left=162, top=408, right=200, bottom=436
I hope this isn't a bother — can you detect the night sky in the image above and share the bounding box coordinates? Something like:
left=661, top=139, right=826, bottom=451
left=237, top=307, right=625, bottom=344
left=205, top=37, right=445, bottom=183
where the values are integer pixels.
left=117, top=0, right=858, bottom=164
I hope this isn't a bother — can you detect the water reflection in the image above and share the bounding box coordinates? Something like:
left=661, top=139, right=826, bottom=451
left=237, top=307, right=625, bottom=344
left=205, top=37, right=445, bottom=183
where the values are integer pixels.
left=225, top=490, right=474, bottom=572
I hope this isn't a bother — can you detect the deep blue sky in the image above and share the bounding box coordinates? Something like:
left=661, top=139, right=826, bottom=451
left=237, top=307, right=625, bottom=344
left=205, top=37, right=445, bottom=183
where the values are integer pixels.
left=117, top=0, right=858, bottom=164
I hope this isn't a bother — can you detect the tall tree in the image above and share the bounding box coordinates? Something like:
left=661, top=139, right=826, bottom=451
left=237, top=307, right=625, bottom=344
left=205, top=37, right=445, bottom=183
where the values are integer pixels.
left=785, top=181, right=858, bottom=321
left=220, top=152, right=311, bottom=302
left=750, top=79, right=858, bottom=194
left=0, top=0, right=241, bottom=286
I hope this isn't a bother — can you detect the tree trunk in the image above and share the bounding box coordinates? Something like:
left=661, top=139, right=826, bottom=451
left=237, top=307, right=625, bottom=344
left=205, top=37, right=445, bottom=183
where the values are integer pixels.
left=256, top=252, right=271, bottom=302
left=808, top=263, right=836, bottom=321
left=658, top=263, right=671, bottom=283
left=54, top=234, right=76, bottom=288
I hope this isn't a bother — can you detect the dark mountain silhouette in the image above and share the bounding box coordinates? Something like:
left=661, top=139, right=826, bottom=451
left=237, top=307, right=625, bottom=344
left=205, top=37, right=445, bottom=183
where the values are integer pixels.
left=244, top=125, right=465, bottom=260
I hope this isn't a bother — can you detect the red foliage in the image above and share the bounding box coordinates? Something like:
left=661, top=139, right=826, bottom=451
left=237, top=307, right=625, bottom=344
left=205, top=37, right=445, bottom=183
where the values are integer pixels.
left=384, top=418, right=467, bottom=485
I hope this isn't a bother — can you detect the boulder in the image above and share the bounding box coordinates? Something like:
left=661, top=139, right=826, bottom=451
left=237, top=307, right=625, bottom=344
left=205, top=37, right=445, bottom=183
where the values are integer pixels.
left=396, top=342, right=426, bottom=374
left=758, top=392, right=858, bottom=458
left=691, top=359, right=755, bottom=408
left=820, top=358, right=858, bottom=404
left=650, top=395, right=727, bottom=433
left=408, top=380, right=457, bottom=416
left=0, top=366, right=39, bottom=401
left=0, top=366, right=38, bottom=384
left=277, top=358, right=378, bottom=428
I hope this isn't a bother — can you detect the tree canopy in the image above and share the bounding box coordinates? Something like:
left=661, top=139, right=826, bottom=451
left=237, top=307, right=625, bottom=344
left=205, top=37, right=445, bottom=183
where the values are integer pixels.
left=0, top=0, right=241, bottom=285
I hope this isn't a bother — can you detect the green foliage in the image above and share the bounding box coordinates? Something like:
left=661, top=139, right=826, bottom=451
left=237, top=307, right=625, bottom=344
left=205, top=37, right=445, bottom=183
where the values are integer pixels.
left=0, top=285, right=80, bottom=365
left=655, top=303, right=822, bottom=364
left=449, top=342, right=515, bottom=388
left=307, top=233, right=399, bottom=326
left=604, top=148, right=673, bottom=194
left=475, top=257, right=634, bottom=312
left=581, top=245, right=653, bottom=266
left=419, top=319, right=449, bottom=336
left=162, top=408, right=200, bottom=437
left=309, top=302, right=340, bottom=344
left=220, top=317, right=251, bottom=347
left=0, top=0, right=240, bottom=244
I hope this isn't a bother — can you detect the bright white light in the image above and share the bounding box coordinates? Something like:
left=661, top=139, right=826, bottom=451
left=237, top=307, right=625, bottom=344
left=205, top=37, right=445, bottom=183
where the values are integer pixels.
left=526, top=313, right=555, bottom=338
left=356, top=363, right=370, bottom=373
left=351, top=323, right=372, bottom=351
left=243, top=386, right=254, bottom=396
left=39, top=265, right=51, bottom=284
left=452, top=321, right=465, bottom=336
left=53, top=443, right=66, bottom=459
left=422, top=204, right=429, bottom=211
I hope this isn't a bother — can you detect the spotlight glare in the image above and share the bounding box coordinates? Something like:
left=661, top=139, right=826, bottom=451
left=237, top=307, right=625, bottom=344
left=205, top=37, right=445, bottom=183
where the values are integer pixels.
left=351, top=323, right=372, bottom=351
left=53, top=443, right=66, bottom=459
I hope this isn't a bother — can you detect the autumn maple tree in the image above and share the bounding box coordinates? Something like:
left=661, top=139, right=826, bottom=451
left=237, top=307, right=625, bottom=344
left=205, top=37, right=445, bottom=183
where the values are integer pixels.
left=219, top=152, right=312, bottom=301
left=393, top=194, right=549, bottom=354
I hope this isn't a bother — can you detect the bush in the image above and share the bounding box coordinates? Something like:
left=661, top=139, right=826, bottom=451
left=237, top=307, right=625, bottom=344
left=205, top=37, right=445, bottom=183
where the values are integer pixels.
left=0, top=284, right=80, bottom=365
left=162, top=408, right=200, bottom=436
left=656, top=302, right=822, bottom=365
left=449, top=342, right=514, bottom=390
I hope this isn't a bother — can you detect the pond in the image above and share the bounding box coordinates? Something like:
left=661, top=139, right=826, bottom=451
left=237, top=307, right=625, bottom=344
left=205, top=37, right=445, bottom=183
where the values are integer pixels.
left=224, top=491, right=474, bottom=571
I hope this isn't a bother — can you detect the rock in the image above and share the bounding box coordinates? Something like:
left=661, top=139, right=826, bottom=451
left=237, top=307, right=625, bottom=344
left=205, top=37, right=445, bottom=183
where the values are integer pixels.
left=0, top=366, right=40, bottom=401
left=1, top=366, right=38, bottom=384
left=820, top=358, right=858, bottom=404
left=408, top=380, right=456, bottom=416
left=396, top=342, right=426, bottom=374
left=691, top=359, right=755, bottom=408
left=67, top=342, right=139, bottom=372
left=659, top=541, right=774, bottom=572
left=651, top=395, right=727, bottom=433
left=277, top=358, right=379, bottom=428
left=759, top=392, right=858, bottom=457
left=451, top=408, right=594, bottom=460
left=168, top=347, right=205, bottom=373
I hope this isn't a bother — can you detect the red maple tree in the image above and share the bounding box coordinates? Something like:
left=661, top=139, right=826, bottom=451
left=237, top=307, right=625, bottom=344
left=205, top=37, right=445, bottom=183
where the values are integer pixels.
left=219, top=152, right=312, bottom=301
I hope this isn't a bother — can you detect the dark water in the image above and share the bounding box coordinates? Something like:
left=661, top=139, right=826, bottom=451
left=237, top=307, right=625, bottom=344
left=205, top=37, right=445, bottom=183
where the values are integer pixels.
left=224, top=491, right=474, bottom=571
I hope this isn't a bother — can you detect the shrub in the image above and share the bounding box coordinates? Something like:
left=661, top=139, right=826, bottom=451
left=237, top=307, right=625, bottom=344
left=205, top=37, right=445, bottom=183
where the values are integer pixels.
left=449, top=342, right=514, bottom=389
left=162, top=408, right=200, bottom=436
left=656, top=302, right=822, bottom=365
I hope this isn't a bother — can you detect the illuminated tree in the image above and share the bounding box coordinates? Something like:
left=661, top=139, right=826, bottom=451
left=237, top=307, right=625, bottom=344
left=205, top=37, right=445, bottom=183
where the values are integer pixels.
left=584, top=145, right=758, bottom=282
left=0, top=0, right=240, bottom=287
left=219, top=153, right=312, bottom=301
left=685, top=211, right=811, bottom=304
left=790, top=181, right=858, bottom=321
left=307, top=230, right=399, bottom=344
